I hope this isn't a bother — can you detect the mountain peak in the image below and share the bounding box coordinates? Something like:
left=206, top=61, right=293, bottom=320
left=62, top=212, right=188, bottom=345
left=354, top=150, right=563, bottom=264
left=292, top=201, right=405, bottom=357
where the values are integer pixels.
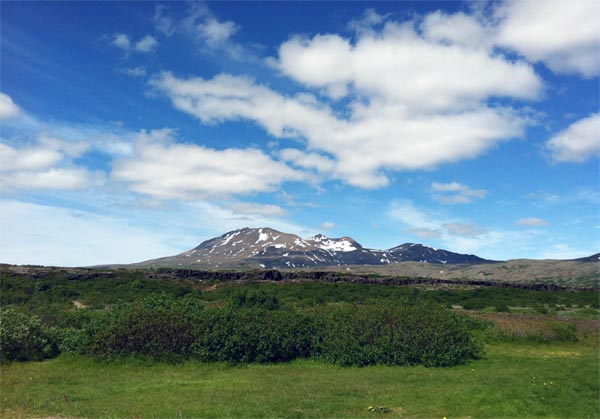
left=140, top=226, right=494, bottom=269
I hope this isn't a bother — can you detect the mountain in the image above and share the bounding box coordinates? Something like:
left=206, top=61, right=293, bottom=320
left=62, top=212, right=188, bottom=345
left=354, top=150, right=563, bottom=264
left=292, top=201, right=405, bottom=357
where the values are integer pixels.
left=135, top=227, right=493, bottom=269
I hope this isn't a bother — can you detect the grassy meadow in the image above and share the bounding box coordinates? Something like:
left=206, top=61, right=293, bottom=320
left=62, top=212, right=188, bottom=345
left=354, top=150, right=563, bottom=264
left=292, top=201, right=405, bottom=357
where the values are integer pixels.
left=2, top=337, right=599, bottom=418
left=1, top=269, right=599, bottom=418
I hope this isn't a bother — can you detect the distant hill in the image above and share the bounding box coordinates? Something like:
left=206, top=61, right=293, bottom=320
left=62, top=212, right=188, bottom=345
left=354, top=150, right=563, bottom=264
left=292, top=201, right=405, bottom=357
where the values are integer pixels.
left=135, top=227, right=493, bottom=269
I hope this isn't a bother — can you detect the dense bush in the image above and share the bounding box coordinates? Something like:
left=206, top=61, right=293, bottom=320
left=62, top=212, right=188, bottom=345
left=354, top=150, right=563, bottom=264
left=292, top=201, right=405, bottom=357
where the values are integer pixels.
left=68, top=295, right=204, bottom=359
left=313, top=303, right=482, bottom=367
left=67, top=295, right=480, bottom=367
left=0, top=308, right=59, bottom=362
left=228, top=289, right=281, bottom=310
left=192, top=308, right=315, bottom=363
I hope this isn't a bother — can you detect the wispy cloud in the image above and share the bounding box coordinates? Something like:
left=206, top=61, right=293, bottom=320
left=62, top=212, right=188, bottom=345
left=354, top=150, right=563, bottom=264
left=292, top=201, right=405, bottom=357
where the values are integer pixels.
left=430, top=182, right=488, bottom=204
left=154, top=3, right=250, bottom=61
left=319, top=221, right=336, bottom=230
left=111, top=34, right=158, bottom=54
left=388, top=200, right=542, bottom=259
left=229, top=202, right=287, bottom=217
left=516, top=217, right=549, bottom=227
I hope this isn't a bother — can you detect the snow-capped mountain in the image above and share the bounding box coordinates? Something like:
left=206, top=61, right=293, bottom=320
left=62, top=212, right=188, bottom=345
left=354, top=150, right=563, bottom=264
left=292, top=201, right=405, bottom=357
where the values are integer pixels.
left=136, top=227, right=492, bottom=269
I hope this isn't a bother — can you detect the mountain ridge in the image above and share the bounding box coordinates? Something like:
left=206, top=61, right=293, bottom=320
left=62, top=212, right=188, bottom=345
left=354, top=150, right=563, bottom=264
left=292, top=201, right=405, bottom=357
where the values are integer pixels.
left=135, top=227, right=494, bottom=269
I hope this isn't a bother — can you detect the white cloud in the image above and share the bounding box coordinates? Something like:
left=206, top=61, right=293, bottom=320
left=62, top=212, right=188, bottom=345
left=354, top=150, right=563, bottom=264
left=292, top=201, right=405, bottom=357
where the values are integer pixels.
left=0, top=143, right=63, bottom=172
left=154, top=5, right=175, bottom=36
left=112, top=129, right=304, bottom=200
left=119, top=66, right=146, bottom=78
left=430, top=181, right=487, bottom=204
left=442, top=223, right=487, bottom=236
left=111, top=34, right=158, bottom=54
left=421, top=11, right=493, bottom=50
left=0, top=93, right=21, bottom=119
left=545, top=113, right=600, bottom=163
left=176, top=2, right=247, bottom=60
left=407, top=228, right=441, bottom=239
left=278, top=148, right=336, bottom=174
left=112, top=33, right=131, bottom=51
left=319, top=221, right=336, bottom=230
left=135, top=35, right=158, bottom=53
left=388, top=200, right=541, bottom=259
left=197, top=18, right=239, bottom=46
left=229, top=202, right=287, bottom=217
left=347, top=9, right=386, bottom=32
left=516, top=217, right=550, bottom=227
left=495, top=0, right=600, bottom=77
left=0, top=136, right=100, bottom=191
left=3, top=168, right=103, bottom=190
left=276, top=23, right=541, bottom=110
left=152, top=71, right=531, bottom=188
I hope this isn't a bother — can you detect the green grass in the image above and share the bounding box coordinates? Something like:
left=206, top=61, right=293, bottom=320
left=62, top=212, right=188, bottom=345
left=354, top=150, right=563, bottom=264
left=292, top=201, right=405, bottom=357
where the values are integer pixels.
left=2, top=339, right=598, bottom=418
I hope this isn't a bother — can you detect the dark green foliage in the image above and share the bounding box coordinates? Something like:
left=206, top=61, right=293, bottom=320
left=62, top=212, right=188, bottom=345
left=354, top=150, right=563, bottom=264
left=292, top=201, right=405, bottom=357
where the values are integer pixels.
left=0, top=308, right=59, bottom=362
left=69, top=295, right=204, bottom=359
left=313, top=303, right=482, bottom=367
left=228, top=289, right=281, bottom=310
left=192, top=308, right=315, bottom=363
left=2, top=269, right=596, bottom=367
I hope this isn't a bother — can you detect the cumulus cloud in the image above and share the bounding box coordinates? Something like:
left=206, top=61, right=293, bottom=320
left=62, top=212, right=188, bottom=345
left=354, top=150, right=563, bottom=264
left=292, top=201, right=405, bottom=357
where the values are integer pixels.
left=516, top=217, right=550, bottom=227
left=421, top=11, right=494, bottom=50
left=152, top=69, right=531, bottom=188
left=0, top=92, right=21, bottom=119
left=430, top=182, right=487, bottom=204
left=112, top=129, right=304, bottom=200
left=276, top=23, right=541, bottom=110
left=545, top=113, right=600, bottom=163
left=495, top=0, right=600, bottom=77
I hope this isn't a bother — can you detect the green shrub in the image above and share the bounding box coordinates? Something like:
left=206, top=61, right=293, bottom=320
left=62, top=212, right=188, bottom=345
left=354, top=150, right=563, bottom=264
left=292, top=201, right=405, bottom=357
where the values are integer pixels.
left=192, top=308, right=315, bottom=363
left=313, top=302, right=482, bottom=367
left=0, top=308, right=59, bottom=362
left=73, top=294, right=204, bottom=359
left=228, top=289, right=281, bottom=310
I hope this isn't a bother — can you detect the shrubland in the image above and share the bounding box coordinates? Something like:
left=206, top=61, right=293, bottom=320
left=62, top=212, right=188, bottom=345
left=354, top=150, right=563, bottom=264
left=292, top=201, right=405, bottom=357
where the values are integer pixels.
left=1, top=270, right=597, bottom=366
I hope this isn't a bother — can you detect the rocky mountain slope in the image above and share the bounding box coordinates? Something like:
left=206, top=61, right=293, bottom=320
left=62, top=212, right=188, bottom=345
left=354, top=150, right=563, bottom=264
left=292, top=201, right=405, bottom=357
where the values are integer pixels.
left=135, top=227, right=492, bottom=269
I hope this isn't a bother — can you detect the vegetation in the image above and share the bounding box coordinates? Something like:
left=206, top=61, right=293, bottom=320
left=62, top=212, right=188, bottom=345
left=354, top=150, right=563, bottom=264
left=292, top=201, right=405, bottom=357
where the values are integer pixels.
left=1, top=268, right=598, bottom=417
left=1, top=339, right=598, bottom=418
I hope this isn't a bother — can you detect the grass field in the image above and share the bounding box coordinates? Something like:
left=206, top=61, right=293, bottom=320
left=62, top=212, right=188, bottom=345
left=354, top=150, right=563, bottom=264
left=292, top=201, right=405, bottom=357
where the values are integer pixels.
left=2, top=336, right=598, bottom=419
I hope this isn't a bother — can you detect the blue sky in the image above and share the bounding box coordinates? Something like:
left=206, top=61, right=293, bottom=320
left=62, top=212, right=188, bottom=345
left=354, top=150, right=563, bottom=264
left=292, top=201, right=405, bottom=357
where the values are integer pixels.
left=1, top=1, right=598, bottom=266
